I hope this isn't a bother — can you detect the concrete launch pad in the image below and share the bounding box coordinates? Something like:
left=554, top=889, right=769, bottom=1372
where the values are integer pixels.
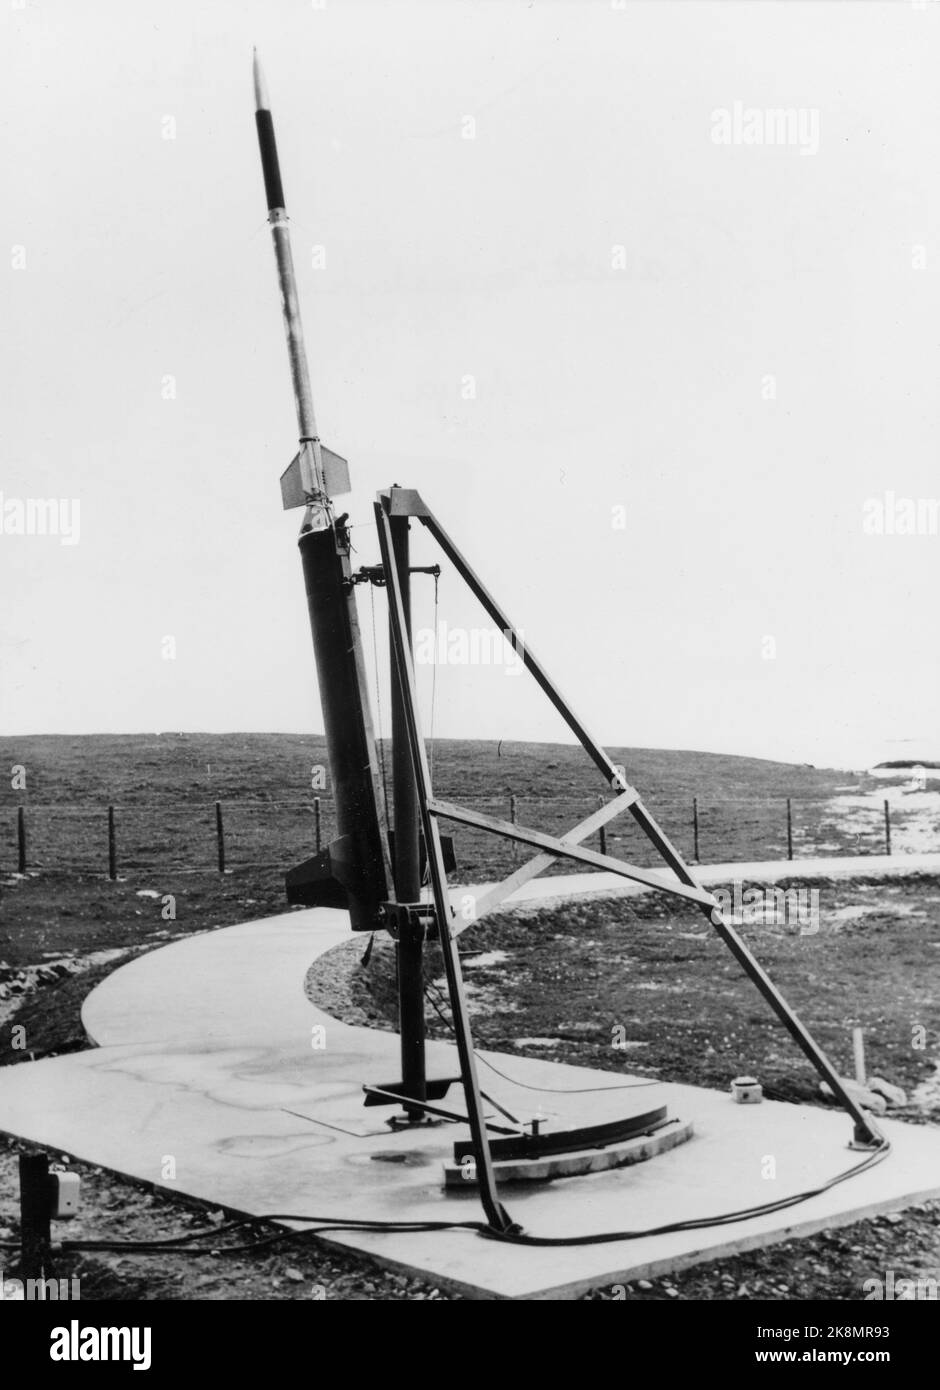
left=0, top=906, right=938, bottom=1299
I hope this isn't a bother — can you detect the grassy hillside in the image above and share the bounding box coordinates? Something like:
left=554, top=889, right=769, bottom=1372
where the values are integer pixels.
left=0, top=733, right=882, bottom=880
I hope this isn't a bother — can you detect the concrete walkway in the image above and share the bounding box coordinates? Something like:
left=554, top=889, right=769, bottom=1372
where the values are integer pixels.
left=0, top=859, right=930, bottom=1297
left=459, top=851, right=940, bottom=915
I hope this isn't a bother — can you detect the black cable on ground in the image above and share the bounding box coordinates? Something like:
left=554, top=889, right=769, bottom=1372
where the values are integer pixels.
left=47, top=1134, right=890, bottom=1259
left=60, top=1215, right=488, bottom=1259
left=477, top=1139, right=892, bottom=1247
left=424, top=979, right=664, bottom=1093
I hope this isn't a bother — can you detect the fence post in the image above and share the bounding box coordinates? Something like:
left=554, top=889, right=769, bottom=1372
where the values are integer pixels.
left=314, top=796, right=321, bottom=852
left=107, top=805, right=117, bottom=881
left=510, top=793, right=517, bottom=863
left=692, top=797, right=699, bottom=862
left=884, top=799, right=891, bottom=856
left=215, top=800, right=226, bottom=873
left=786, top=798, right=793, bottom=861
left=17, top=806, right=26, bottom=873
left=598, top=797, right=607, bottom=857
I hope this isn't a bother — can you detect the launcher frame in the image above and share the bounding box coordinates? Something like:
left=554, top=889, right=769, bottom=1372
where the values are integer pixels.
left=367, top=485, right=884, bottom=1233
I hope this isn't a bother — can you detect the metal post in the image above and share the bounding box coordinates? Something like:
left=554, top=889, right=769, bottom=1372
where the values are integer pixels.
left=18, top=1153, right=52, bottom=1281
left=884, top=799, right=891, bottom=856
left=510, top=793, right=518, bottom=863
left=598, top=797, right=607, bottom=857
left=17, top=806, right=26, bottom=873
left=314, top=796, right=321, bottom=852
left=376, top=498, right=513, bottom=1233
left=692, top=796, right=699, bottom=863
left=786, top=798, right=793, bottom=861
left=107, top=805, right=117, bottom=881
left=215, top=801, right=226, bottom=874
left=389, top=512, right=426, bottom=1122
left=853, top=1027, right=866, bottom=1086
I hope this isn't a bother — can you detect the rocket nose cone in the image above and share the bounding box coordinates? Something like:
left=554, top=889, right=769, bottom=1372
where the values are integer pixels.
left=252, top=48, right=270, bottom=111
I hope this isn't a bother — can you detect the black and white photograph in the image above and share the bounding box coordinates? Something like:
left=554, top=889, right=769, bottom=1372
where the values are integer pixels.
left=1, top=0, right=938, bottom=1351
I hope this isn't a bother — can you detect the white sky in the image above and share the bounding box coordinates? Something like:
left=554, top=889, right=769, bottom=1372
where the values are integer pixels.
left=2, top=0, right=938, bottom=769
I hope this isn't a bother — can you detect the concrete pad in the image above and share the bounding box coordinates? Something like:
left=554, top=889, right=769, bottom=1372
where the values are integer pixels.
left=0, top=906, right=938, bottom=1300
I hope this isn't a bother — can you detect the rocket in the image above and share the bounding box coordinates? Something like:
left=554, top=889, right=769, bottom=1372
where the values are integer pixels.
left=253, top=51, right=391, bottom=931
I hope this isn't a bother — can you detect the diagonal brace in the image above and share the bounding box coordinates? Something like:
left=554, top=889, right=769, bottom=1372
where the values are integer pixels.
left=463, top=789, right=639, bottom=930
left=429, top=798, right=717, bottom=911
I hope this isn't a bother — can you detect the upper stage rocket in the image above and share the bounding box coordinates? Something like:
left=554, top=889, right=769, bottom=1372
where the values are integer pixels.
left=253, top=51, right=391, bottom=931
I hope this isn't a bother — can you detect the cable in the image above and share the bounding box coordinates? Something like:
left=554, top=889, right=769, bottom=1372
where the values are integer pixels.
left=428, top=571, right=439, bottom=784
left=474, top=1050, right=664, bottom=1095
left=478, top=1140, right=892, bottom=1247
left=69, top=1217, right=253, bottom=1248
left=54, top=1138, right=890, bottom=1258
left=59, top=1213, right=488, bottom=1259
left=368, top=582, right=390, bottom=821
left=423, top=979, right=662, bottom=1094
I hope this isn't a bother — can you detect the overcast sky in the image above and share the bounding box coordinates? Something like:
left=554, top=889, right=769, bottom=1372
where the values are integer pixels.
left=2, top=0, right=938, bottom=770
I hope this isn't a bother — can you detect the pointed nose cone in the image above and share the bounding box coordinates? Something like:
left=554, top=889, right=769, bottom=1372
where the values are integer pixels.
left=253, top=48, right=270, bottom=112
left=254, top=50, right=285, bottom=211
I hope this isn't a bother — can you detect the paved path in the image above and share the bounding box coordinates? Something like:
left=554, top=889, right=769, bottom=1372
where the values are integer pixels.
left=459, top=851, right=940, bottom=914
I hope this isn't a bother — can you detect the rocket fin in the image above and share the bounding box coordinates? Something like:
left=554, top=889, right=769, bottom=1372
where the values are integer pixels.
left=280, top=444, right=351, bottom=509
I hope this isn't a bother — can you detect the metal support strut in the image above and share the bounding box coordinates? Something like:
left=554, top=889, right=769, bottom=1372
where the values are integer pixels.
left=388, top=514, right=427, bottom=1124
left=375, top=499, right=516, bottom=1233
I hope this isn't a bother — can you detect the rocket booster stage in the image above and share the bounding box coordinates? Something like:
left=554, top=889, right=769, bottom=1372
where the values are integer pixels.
left=253, top=52, right=390, bottom=931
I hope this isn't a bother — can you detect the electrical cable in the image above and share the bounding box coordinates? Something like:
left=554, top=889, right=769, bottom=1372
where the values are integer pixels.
left=368, top=582, right=390, bottom=821
left=57, top=1138, right=889, bottom=1257
left=57, top=1214, right=488, bottom=1259
left=22, top=1127, right=890, bottom=1262
left=64, top=1217, right=254, bottom=1249
left=477, top=1140, right=892, bottom=1246
left=428, top=570, right=439, bottom=784
left=475, top=1049, right=664, bottom=1095
left=423, top=979, right=662, bottom=1093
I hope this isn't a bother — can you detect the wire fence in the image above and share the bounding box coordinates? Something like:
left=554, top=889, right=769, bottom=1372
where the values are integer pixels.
left=0, top=789, right=923, bottom=884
